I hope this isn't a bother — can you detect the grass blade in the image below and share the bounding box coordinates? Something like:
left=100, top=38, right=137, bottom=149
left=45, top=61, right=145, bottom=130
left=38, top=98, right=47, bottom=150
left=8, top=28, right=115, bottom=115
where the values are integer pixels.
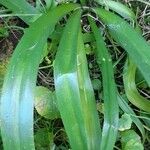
left=0, top=0, right=40, bottom=24
left=95, top=0, right=135, bottom=20
left=54, top=10, right=85, bottom=149
left=117, top=93, right=145, bottom=138
left=89, top=18, right=119, bottom=150
left=77, top=29, right=101, bottom=149
left=95, top=8, right=150, bottom=87
left=0, top=3, right=79, bottom=150
left=80, top=0, right=86, bottom=4
left=54, top=10, right=101, bottom=149
left=123, top=58, right=150, bottom=112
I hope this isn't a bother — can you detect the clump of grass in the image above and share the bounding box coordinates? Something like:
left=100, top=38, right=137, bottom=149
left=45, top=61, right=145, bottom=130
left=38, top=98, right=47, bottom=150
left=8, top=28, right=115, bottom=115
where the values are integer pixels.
left=0, top=0, right=150, bottom=150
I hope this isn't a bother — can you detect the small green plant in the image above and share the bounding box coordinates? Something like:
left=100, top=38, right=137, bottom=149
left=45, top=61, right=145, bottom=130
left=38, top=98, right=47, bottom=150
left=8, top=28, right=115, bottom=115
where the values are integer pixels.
left=0, top=0, right=150, bottom=149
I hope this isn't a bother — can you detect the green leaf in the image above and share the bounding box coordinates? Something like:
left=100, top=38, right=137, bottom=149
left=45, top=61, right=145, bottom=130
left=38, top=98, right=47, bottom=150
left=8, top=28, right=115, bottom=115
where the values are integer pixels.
left=0, top=27, right=9, bottom=38
left=96, top=0, right=135, bottom=20
left=34, top=128, right=54, bottom=149
left=77, top=29, right=101, bottom=149
left=123, top=59, right=150, bottom=112
left=0, top=3, right=80, bottom=150
left=92, top=79, right=101, bottom=90
left=95, top=8, right=150, bottom=87
left=54, top=10, right=84, bottom=150
left=84, top=43, right=92, bottom=55
left=82, top=33, right=95, bottom=43
left=0, top=0, right=40, bottom=24
left=34, top=86, right=60, bottom=120
left=117, top=94, right=145, bottom=138
left=121, top=130, right=144, bottom=150
left=45, top=0, right=53, bottom=9
left=119, top=113, right=132, bottom=131
left=140, top=112, right=150, bottom=128
left=54, top=10, right=101, bottom=149
left=89, top=18, right=119, bottom=150
left=80, top=0, right=86, bottom=4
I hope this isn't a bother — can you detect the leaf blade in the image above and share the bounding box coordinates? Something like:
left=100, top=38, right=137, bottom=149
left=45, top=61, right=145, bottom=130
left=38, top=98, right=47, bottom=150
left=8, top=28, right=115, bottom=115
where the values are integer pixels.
left=89, top=18, right=119, bottom=150
left=123, top=58, right=150, bottom=112
left=95, top=0, right=135, bottom=20
left=0, top=0, right=40, bottom=24
left=117, top=93, right=145, bottom=138
left=0, top=3, right=79, bottom=150
left=77, top=29, right=101, bottom=149
left=54, top=10, right=101, bottom=149
left=95, top=8, right=150, bottom=87
left=54, top=10, right=87, bottom=149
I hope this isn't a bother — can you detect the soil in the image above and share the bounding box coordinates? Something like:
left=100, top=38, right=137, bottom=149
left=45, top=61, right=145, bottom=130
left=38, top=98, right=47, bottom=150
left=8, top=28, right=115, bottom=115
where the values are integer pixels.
left=0, top=17, right=26, bottom=61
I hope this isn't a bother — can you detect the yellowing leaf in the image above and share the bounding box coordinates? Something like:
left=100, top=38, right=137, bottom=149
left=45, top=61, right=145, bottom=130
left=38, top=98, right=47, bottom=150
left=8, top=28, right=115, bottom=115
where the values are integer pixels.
left=119, top=113, right=132, bottom=131
left=121, top=130, right=144, bottom=150
left=34, top=86, right=60, bottom=120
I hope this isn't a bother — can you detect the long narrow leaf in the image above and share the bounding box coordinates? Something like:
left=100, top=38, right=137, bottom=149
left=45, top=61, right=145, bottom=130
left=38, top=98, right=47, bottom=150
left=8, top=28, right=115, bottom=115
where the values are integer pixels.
left=0, top=4, right=79, bottom=150
left=95, top=0, right=135, bottom=20
left=117, top=93, right=145, bottom=138
left=89, top=18, right=119, bottom=150
left=54, top=10, right=87, bottom=149
left=80, top=0, right=86, bottom=4
left=0, top=0, right=40, bottom=24
left=54, top=9, right=101, bottom=149
left=77, top=29, right=101, bottom=149
left=95, top=8, right=150, bottom=87
left=123, top=58, right=150, bottom=112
